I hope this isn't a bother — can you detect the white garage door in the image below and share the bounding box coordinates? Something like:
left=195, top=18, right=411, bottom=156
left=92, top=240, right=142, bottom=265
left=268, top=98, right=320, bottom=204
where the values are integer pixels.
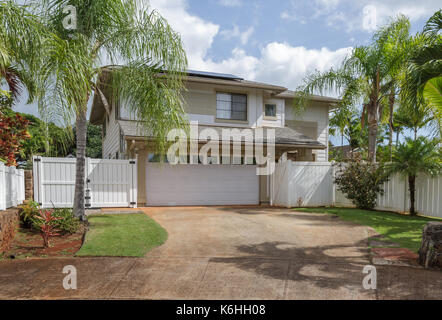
left=146, top=163, right=259, bottom=206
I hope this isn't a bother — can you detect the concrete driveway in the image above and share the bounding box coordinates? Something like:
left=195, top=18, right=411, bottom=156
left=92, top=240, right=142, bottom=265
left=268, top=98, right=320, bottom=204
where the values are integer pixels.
left=0, top=206, right=441, bottom=299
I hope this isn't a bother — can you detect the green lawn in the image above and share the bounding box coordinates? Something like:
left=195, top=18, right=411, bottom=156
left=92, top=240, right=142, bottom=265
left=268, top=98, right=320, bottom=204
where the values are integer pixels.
left=293, top=207, right=440, bottom=252
left=76, top=213, right=167, bottom=257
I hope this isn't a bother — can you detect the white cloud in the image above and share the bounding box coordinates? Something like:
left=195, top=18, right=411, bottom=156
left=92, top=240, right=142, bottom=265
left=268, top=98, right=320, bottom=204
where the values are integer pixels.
left=149, top=0, right=219, bottom=69
left=150, top=0, right=352, bottom=92
left=220, top=25, right=254, bottom=45
left=218, top=0, right=242, bottom=7
left=281, top=0, right=441, bottom=33
left=254, top=43, right=351, bottom=90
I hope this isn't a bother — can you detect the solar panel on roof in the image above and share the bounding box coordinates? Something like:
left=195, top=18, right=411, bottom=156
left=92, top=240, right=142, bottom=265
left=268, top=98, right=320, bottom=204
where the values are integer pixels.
left=186, top=70, right=243, bottom=81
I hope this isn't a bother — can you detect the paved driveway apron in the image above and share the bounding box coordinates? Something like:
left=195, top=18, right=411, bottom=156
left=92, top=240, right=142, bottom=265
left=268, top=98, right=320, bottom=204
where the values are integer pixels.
left=0, top=207, right=441, bottom=299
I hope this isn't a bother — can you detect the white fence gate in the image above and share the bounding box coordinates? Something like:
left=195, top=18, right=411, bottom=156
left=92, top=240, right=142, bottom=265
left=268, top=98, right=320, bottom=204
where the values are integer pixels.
left=0, top=162, right=25, bottom=210
left=271, top=160, right=442, bottom=218
left=33, top=156, right=137, bottom=208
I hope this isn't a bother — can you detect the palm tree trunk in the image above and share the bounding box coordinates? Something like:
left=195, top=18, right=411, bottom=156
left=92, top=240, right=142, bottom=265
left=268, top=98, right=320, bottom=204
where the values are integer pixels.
left=73, top=106, right=87, bottom=220
left=367, top=101, right=378, bottom=163
left=408, top=175, right=416, bottom=215
left=368, top=71, right=380, bottom=163
left=414, top=128, right=417, bottom=140
left=341, top=131, right=344, bottom=159
left=388, top=90, right=395, bottom=161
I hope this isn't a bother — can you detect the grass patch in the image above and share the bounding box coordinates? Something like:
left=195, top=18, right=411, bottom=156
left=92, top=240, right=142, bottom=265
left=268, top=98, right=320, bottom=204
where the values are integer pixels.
left=76, top=213, right=167, bottom=257
left=293, top=207, right=439, bottom=252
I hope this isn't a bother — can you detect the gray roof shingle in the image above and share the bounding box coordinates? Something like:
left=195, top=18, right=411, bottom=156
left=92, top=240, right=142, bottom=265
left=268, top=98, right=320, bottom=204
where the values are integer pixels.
left=118, top=120, right=325, bottom=149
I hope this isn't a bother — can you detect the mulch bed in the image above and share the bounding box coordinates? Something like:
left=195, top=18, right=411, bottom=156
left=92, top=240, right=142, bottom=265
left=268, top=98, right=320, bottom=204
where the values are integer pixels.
left=1, top=222, right=87, bottom=260
left=371, top=247, right=420, bottom=267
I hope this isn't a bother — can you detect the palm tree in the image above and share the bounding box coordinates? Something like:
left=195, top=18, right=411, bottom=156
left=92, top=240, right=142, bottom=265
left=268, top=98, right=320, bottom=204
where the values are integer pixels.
left=401, top=10, right=442, bottom=115
left=395, top=101, right=437, bottom=140
left=30, top=0, right=187, bottom=219
left=0, top=1, right=43, bottom=107
left=296, top=16, right=410, bottom=162
left=384, top=137, right=441, bottom=215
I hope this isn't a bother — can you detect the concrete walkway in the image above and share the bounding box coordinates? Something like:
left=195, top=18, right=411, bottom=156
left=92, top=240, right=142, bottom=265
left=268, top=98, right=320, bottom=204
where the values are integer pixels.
left=0, top=207, right=441, bottom=299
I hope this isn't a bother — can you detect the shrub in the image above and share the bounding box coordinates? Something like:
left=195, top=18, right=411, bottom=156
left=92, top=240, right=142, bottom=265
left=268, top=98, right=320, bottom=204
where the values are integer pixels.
left=334, top=159, right=389, bottom=209
left=20, top=202, right=80, bottom=234
left=18, top=200, right=40, bottom=228
left=51, top=208, right=80, bottom=234
left=35, top=209, right=61, bottom=247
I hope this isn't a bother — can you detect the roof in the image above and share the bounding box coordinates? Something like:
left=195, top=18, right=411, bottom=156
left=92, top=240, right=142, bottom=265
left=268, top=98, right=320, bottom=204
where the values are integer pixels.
left=274, top=89, right=340, bottom=104
left=186, top=70, right=243, bottom=81
left=118, top=120, right=326, bottom=149
left=184, top=75, right=287, bottom=93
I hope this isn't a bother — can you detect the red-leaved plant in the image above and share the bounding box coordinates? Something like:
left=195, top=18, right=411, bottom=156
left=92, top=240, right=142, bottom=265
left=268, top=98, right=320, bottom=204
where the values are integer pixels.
left=35, top=210, right=62, bottom=247
left=0, top=111, right=30, bottom=166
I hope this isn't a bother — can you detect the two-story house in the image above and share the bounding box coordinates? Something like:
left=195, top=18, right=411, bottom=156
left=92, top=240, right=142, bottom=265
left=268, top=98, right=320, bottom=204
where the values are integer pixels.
left=89, top=69, right=338, bottom=206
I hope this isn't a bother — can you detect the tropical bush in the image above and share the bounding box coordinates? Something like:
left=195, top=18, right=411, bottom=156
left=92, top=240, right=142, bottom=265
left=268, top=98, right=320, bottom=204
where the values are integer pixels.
left=51, top=208, right=80, bottom=234
left=0, top=111, right=31, bottom=166
left=334, top=158, right=389, bottom=209
left=35, top=209, right=61, bottom=247
left=18, top=200, right=40, bottom=228
left=19, top=202, right=80, bottom=234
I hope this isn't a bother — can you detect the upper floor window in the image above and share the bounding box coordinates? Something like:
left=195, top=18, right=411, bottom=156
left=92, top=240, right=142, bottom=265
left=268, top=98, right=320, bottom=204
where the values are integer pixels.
left=216, top=93, right=247, bottom=121
left=116, top=98, right=136, bottom=120
left=264, top=104, right=276, bottom=118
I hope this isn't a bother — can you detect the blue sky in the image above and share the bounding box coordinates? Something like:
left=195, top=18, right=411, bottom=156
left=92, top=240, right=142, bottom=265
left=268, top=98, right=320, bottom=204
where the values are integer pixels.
left=149, top=0, right=439, bottom=89
left=11, top=0, right=442, bottom=144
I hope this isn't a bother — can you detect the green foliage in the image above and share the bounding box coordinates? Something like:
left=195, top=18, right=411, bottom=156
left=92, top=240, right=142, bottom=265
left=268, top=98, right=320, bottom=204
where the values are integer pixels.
left=51, top=208, right=80, bottom=234
left=296, top=15, right=411, bottom=161
left=0, top=1, right=45, bottom=104
left=72, top=122, right=102, bottom=158
left=18, top=200, right=40, bottom=228
left=423, top=77, right=442, bottom=117
left=334, top=159, right=389, bottom=209
left=400, top=10, right=442, bottom=116
left=33, top=0, right=188, bottom=150
left=0, top=90, right=12, bottom=109
left=19, top=201, right=79, bottom=234
left=384, top=137, right=442, bottom=179
left=383, top=137, right=441, bottom=215
left=15, top=112, right=74, bottom=163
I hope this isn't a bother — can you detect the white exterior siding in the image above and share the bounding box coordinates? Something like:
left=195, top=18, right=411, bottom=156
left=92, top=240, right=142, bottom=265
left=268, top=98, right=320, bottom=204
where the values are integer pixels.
left=102, top=100, right=121, bottom=159
left=257, top=97, right=285, bottom=128
left=184, top=83, right=284, bottom=128
left=101, top=81, right=331, bottom=162
left=285, top=101, right=329, bottom=162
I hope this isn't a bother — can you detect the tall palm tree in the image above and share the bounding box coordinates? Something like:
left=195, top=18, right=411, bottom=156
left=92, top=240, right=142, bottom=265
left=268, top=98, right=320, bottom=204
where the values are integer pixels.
left=297, top=16, right=410, bottom=162
left=384, top=137, right=441, bottom=215
left=31, top=0, right=187, bottom=219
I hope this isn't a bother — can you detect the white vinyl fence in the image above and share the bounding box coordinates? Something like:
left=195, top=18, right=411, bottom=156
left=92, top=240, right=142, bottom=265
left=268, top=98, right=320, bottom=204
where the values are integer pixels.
left=0, top=162, right=25, bottom=210
left=33, top=156, right=137, bottom=208
left=271, top=160, right=442, bottom=218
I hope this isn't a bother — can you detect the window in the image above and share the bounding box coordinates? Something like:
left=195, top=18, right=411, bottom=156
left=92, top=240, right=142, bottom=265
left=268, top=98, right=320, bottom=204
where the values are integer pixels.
left=265, top=104, right=276, bottom=118
left=116, top=98, right=136, bottom=120
left=216, top=93, right=247, bottom=121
